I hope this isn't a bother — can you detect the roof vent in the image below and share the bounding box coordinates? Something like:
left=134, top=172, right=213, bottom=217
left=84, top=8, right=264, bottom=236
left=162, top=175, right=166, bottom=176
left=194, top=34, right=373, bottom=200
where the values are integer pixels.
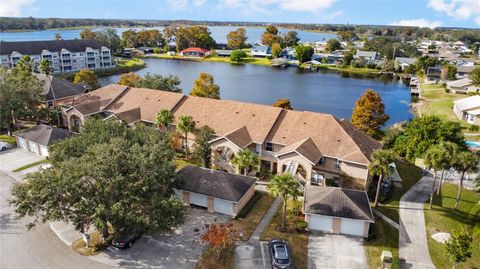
left=235, top=111, right=239, bottom=114
left=304, top=122, right=307, bottom=124
left=337, top=139, right=341, bottom=142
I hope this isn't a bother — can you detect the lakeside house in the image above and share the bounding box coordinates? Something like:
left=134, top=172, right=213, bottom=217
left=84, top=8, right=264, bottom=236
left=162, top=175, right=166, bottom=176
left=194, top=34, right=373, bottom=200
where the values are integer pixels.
left=58, top=84, right=382, bottom=190
left=311, top=53, right=343, bottom=65
left=35, top=74, right=89, bottom=107
left=446, top=78, right=480, bottom=94
left=251, top=45, right=272, bottom=57
left=456, top=65, right=475, bottom=79
left=354, top=51, right=380, bottom=64
left=426, top=66, right=442, bottom=82
left=453, top=95, right=480, bottom=126
left=180, top=47, right=210, bottom=57
left=0, top=40, right=114, bottom=73
left=394, top=57, right=416, bottom=70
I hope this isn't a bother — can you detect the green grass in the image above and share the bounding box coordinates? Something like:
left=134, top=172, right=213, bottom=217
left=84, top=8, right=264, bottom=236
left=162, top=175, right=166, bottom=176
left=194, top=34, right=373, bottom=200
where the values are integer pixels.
left=302, top=63, right=380, bottom=75
left=12, top=159, right=49, bottom=172
left=0, top=135, right=17, bottom=145
left=175, top=158, right=197, bottom=170
left=425, top=183, right=480, bottom=269
left=365, top=216, right=400, bottom=269
left=56, top=58, right=145, bottom=81
left=143, top=53, right=272, bottom=66
left=376, top=159, right=423, bottom=223
left=260, top=200, right=308, bottom=269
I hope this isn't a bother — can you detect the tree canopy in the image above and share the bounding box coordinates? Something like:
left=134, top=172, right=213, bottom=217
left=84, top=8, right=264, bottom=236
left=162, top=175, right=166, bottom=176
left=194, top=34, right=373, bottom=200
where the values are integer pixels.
left=10, top=119, right=186, bottom=238
left=192, top=125, right=215, bottom=168
left=227, top=28, right=247, bottom=49
left=295, top=44, right=314, bottom=64
left=283, top=31, right=299, bottom=47
left=118, top=72, right=141, bottom=87
left=325, top=38, right=342, bottom=52
left=73, top=69, right=100, bottom=90
left=190, top=73, right=220, bottom=99
left=272, top=98, right=292, bottom=110
left=470, top=67, right=480, bottom=86
left=350, top=89, right=389, bottom=138
left=229, top=50, right=248, bottom=62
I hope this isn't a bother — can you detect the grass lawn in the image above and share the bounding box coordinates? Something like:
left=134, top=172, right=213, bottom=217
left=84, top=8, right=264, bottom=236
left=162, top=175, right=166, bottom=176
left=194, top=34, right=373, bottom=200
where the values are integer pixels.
left=376, top=159, right=423, bottom=223
left=425, top=183, right=480, bottom=269
left=143, top=53, right=272, bottom=66
left=365, top=216, right=400, bottom=269
left=175, top=158, right=197, bottom=170
left=196, top=245, right=235, bottom=269
left=260, top=200, right=308, bottom=269
left=230, top=191, right=275, bottom=241
left=304, top=63, right=380, bottom=75
left=0, top=134, right=16, bottom=145
left=12, top=159, right=49, bottom=172
left=71, top=230, right=109, bottom=256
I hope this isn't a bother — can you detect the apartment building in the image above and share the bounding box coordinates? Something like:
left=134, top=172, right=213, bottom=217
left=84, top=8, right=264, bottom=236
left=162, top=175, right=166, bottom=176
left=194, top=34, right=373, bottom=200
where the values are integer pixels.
left=0, top=40, right=113, bottom=73
left=59, top=84, right=382, bottom=190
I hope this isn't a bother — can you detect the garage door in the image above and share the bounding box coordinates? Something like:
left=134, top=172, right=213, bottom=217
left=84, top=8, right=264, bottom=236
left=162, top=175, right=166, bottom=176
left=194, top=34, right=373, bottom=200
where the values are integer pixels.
left=17, top=138, right=27, bottom=150
left=28, top=141, right=39, bottom=154
left=190, top=192, right=208, bottom=208
left=39, top=146, right=49, bottom=157
left=309, top=215, right=333, bottom=232
left=214, top=198, right=234, bottom=216
left=340, top=218, right=365, bottom=237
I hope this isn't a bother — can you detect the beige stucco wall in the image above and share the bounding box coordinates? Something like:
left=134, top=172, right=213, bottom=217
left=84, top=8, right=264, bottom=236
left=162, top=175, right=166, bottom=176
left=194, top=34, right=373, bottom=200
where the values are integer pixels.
left=210, top=138, right=241, bottom=154
left=340, top=161, right=369, bottom=180
left=235, top=186, right=256, bottom=216
left=277, top=152, right=313, bottom=180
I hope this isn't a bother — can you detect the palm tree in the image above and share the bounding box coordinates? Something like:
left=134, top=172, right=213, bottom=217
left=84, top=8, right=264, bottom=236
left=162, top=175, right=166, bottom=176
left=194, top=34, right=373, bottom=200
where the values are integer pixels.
left=268, top=173, right=302, bottom=231
left=156, top=109, right=174, bottom=132
left=437, top=142, right=459, bottom=195
left=453, top=151, right=479, bottom=210
left=424, top=145, right=443, bottom=209
left=369, top=149, right=396, bottom=207
left=177, top=115, right=195, bottom=158
left=230, top=149, right=259, bottom=175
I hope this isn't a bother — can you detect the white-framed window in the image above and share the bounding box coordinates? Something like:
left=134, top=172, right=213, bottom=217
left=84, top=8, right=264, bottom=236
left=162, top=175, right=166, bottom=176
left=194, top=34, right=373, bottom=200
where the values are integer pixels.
left=311, top=172, right=324, bottom=185
left=334, top=159, right=341, bottom=169
left=265, top=142, right=274, bottom=151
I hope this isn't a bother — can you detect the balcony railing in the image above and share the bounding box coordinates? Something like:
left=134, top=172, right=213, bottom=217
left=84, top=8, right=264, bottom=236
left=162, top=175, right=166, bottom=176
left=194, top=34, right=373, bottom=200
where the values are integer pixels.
left=260, top=150, right=276, bottom=159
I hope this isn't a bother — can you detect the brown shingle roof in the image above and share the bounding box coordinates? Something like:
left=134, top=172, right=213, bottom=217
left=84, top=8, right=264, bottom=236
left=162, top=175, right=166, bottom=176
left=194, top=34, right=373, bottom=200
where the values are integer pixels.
left=172, top=96, right=283, bottom=143
left=114, top=107, right=142, bottom=124
left=60, top=84, right=127, bottom=115
left=104, top=86, right=185, bottom=122
left=15, top=124, right=72, bottom=146
left=304, top=186, right=374, bottom=222
left=276, top=137, right=322, bottom=164
left=266, top=110, right=381, bottom=164
left=177, top=166, right=256, bottom=202
left=223, top=126, right=253, bottom=149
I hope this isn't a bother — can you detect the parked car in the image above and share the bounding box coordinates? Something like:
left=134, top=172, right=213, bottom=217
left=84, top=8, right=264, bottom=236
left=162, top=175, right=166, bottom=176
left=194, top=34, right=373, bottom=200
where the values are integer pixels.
left=111, top=234, right=141, bottom=249
left=268, top=239, right=292, bottom=269
left=0, top=142, right=11, bottom=151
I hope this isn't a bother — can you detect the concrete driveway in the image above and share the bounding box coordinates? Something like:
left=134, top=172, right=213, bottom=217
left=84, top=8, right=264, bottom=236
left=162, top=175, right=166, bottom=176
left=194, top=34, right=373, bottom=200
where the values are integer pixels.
left=308, top=233, right=367, bottom=269
left=0, top=147, right=45, bottom=172
left=95, top=207, right=229, bottom=269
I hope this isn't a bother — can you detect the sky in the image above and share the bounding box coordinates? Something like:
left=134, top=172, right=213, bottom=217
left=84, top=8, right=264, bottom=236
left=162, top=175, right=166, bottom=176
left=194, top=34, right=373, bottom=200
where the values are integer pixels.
left=2, top=0, right=480, bottom=29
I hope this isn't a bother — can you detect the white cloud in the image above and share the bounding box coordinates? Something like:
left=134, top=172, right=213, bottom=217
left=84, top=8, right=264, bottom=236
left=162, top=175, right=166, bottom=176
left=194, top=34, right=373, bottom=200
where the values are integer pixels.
left=193, top=0, right=206, bottom=6
left=169, top=0, right=188, bottom=11
left=0, top=0, right=34, bottom=17
left=427, top=0, right=480, bottom=25
left=390, top=18, right=443, bottom=29
left=220, top=0, right=336, bottom=13
left=323, top=10, right=344, bottom=20
left=280, top=0, right=335, bottom=12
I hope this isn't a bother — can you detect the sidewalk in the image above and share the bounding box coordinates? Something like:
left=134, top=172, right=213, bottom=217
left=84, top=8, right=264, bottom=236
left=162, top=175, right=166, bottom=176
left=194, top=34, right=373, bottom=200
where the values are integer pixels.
left=399, top=174, right=436, bottom=269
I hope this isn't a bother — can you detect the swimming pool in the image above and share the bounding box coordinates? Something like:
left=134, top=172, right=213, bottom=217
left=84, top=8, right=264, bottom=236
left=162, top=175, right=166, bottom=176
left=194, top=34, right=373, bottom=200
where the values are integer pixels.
left=465, top=141, right=480, bottom=148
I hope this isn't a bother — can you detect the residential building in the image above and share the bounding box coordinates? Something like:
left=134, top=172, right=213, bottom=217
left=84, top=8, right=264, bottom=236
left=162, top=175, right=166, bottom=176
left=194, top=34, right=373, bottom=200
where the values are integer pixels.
left=0, top=40, right=114, bottom=73
left=453, top=96, right=480, bottom=126
left=251, top=45, right=272, bottom=57
left=446, top=78, right=480, bottom=94
left=15, top=124, right=72, bottom=157
left=180, top=47, right=210, bottom=57
left=35, top=74, right=89, bottom=107
left=394, top=57, right=416, bottom=70
left=59, top=84, right=382, bottom=190
left=456, top=65, right=475, bottom=79
left=426, top=67, right=442, bottom=82
left=354, top=51, right=380, bottom=64
left=311, top=53, right=343, bottom=65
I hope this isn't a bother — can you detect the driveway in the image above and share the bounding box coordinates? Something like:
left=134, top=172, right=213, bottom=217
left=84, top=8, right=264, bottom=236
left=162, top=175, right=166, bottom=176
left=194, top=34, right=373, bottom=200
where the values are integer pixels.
left=93, top=207, right=229, bottom=269
left=399, top=174, right=436, bottom=269
left=308, top=233, right=367, bottom=269
left=0, top=147, right=45, bottom=172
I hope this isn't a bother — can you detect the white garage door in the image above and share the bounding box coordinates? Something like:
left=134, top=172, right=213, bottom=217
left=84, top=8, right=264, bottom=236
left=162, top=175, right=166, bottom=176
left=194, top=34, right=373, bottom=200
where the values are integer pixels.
left=190, top=192, right=208, bottom=208
left=39, top=146, right=49, bottom=157
left=309, top=215, right=333, bottom=232
left=17, top=138, right=27, bottom=150
left=214, top=198, right=234, bottom=216
left=28, top=141, right=39, bottom=154
left=340, top=218, right=365, bottom=237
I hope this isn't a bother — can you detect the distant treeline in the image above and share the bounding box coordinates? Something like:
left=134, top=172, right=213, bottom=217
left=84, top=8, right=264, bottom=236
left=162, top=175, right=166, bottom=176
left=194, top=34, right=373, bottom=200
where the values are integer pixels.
left=2, top=17, right=480, bottom=44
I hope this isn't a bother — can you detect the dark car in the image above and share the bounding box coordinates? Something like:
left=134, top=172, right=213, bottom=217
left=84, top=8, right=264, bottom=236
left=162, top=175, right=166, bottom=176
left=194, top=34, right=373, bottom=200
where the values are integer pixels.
left=111, top=234, right=141, bottom=249
left=268, top=239, right=292, bottom=269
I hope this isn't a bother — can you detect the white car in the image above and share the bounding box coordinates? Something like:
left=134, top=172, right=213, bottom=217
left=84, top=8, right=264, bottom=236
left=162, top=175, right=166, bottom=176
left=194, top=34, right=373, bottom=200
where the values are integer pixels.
left=0, top=142, right=11, bottom=151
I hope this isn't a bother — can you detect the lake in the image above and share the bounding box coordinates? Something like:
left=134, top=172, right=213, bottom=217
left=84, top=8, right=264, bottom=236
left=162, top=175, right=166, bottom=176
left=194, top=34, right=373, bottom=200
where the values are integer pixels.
left=0, top=26, right=336, bottom=44
left=99, top=58, right=412, bottom=126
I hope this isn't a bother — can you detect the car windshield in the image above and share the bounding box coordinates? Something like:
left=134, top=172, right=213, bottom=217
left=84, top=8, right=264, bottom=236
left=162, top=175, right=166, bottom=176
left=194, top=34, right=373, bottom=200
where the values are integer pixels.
left=274, top=245, right=289, bottom=260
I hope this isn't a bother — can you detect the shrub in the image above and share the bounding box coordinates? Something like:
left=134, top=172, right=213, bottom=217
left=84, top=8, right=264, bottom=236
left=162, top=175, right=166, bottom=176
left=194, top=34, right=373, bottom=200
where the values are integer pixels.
left=468, top=125, right=479, bottom=132
left=230, top=50, right=248, bottom=62
left=296, top=220, right=308, bottom=231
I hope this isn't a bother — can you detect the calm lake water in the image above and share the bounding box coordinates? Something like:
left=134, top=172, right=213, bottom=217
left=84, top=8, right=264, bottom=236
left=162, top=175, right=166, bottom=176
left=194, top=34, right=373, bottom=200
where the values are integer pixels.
left=99, top=58, right=412, bottom=126
left=0, top=26, right=336, bottom=44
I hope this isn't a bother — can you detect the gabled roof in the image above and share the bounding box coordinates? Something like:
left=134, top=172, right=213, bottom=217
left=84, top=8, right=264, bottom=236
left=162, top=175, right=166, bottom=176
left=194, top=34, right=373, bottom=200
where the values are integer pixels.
left=14, top=124, right=72, bottom=146
left=266, top=110, right=382, bottom=164
left=395, top=57, right=416, bottom=65
left=114, top=107, right=142, bottom=124
left=177, top=166, right=256, bottom=202
left=304, top=186, right=374, bottom=222
left=356, top=50, right=377, bottom=58
left=35, top=74, right=88, bottom=101
left=454, top=96, right=480, bottom=111
left=181, top=47, right=209, bottom=53
left=447, top=78, right=474, bottom=88
left=0, top=40, right=103, bottom=55
left=457, top=65, right=475, bottom=73
left=276, top=137, right=322, bottom=164
left=221, top=126, right=254, bottom=149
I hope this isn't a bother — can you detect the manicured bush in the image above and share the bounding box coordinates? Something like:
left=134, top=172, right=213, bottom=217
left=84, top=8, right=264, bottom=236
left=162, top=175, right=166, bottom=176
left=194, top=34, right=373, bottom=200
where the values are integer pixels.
left=230, top=50, right=248, bottom=62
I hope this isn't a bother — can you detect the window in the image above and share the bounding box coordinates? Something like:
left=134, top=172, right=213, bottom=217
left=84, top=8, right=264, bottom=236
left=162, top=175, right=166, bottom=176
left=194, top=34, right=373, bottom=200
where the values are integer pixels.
left=334, top=159, right=341, bottom=169
left=265, top=142, right=274, bottom=151
left=311, top=172, right=324, bottom=185
left=317, top=157, right=326, bottom=166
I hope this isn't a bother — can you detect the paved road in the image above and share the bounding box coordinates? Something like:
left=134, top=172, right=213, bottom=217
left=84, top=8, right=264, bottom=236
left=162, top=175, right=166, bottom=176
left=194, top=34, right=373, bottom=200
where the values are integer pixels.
left=308, top=233, right=367, bottom=269
left=235, top=197, right=280, bottom=269
left=399, top=174, right=436, bottom=269
left=0, top=171, right=113, bottom=269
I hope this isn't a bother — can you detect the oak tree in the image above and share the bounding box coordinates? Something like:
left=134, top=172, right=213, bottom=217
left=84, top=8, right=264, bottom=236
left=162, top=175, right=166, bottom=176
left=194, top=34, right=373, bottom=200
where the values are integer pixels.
left=190, top=73, right=220, bottom=99
left=73, top=69, right=100, bottom=90
left=227, top=28, right=247, bottom=49
left=350, top=89, right=389, bottom=138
